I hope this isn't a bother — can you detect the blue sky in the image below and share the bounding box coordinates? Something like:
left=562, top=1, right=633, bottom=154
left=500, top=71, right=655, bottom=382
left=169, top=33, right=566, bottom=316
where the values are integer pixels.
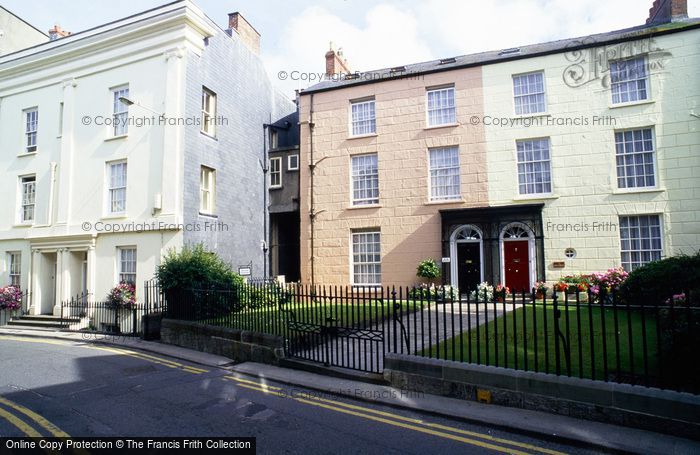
left=3, top=0, right=698, bottom=97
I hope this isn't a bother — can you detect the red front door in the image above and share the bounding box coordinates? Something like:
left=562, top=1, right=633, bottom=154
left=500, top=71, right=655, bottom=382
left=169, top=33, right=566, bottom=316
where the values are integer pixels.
left=504, top=240, right=530, bottom=292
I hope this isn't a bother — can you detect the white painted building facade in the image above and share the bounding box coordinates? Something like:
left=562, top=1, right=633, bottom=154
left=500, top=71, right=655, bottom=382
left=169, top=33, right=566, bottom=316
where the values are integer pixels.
left=0, top=1, right=292, bottom=316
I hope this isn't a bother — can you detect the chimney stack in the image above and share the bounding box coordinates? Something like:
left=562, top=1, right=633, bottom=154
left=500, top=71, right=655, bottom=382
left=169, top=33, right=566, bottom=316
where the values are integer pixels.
left=646, top=0, right=688, bottom=24
left=325, top=43, right=352, bottom=77
left=228, top=12, right=260, bottom=55
left=48, top=25, right=71, bottom=41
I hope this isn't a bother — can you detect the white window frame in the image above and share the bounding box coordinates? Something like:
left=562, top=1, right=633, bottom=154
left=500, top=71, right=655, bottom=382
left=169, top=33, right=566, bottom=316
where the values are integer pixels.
left=516, top=138, right=552, bottom=195
left=24, top=107, right=38, bottom=153
left=107, top=161, right=127, bottom=215
left=351, top=153, right=379, bottom=206
left=270, top=157, right=282, bottom=188
left=426, top=86, right=456, bottom=127
left=201, top=87, right=217, bottom=137
left=350, top=99, right=376, bottom=137
left=619, top=215, right=663, bottom=271
left=513, top=71, right=546, bottom=115
left=200, top=166, right=216, bottom=215
left=117, top=247, right=137, bottom=284
left=610, top=56, right=649, bottom=105
left=111, top=85, right=129, bottom=137
left=428, top=146, right=461, bottom=201
left=614, top=128, right=657, bottom=189
left=351, top=230, right=381, bottom=286
left=8, top=252, right=21, bottom=287
left=19, top=175, right=36, bottom=224
left=288, top=154, right=299, bottom=171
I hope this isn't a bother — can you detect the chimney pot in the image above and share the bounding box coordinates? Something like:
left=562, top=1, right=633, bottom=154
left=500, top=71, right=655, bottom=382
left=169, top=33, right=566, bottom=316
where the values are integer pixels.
left=325, top=44, right=352, bottom=78
left=48, top=24, right=71, bottom=41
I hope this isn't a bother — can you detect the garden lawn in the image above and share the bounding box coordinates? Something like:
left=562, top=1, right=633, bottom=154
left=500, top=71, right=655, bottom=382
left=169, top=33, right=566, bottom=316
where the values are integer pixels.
left=202, top=298, right=424, bottom=341
left=423, top=302, right=659, bottom=382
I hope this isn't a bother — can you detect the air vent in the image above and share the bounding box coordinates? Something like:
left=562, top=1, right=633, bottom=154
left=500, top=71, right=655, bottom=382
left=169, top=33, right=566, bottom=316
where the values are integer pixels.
left=439, top=57, right=456, bottom=65
left=344, top=72, right=361, bottom=80
left=390, top=65, right=406, bottom=73
left=498, top=48, right=521, bottom=56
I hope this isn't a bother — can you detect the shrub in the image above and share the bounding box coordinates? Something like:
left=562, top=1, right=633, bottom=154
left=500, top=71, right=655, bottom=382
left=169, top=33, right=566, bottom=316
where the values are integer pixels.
left=416, top=259, right=441, bottom=281
left=0, top=285, right=22, bottom=311
left=619, top=253, right=700, bottom=305
left=156, top=243, right=244, bottom=291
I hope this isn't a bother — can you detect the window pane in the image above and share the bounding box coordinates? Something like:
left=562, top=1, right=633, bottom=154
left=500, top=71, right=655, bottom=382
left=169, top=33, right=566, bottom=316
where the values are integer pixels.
left=513, top=72, right=545, bottom=115
left=352, top=231, right=381, bottom=285
left=427, top=87, right=456, bottom=126
left=516, top=139, right=552, bottom=194
left=351, top=154, right=379, bottom=205
left=611, top=57, right=648, bottom=104
left=619, top=215, right=662, bottom=271
left=615, top=128, right=655, bottom=189
left=351, top=100, right=376, bottom=136
left=429, top=146, right=461, bottom=200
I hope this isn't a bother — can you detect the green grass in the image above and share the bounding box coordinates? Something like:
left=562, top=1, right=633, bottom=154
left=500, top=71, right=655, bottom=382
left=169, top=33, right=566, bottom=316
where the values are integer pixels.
left=423, top=303, right=660, bottom=382
left=200, top=298, right=424, bottom=340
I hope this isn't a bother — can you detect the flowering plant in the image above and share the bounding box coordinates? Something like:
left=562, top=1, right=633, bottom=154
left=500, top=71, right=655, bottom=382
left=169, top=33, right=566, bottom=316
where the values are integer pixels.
left=106, top=282, right=136, bottom=309
left=408, top=284, right=458, bottom=301
left=470, top=282, right=494, bottom=302
left=589, top=267, right=629, bottom=296
left=554, top=281, right=569, bottom=293
left=535, top=281, right=548, bottom=293
left=494, top=284, right=509, bottom=295
left=0, top=285, right=22, bottom=311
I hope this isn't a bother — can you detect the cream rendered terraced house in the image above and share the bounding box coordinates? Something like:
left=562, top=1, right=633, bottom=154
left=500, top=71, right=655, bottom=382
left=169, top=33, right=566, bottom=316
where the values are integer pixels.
left=0, top=1, right=294, bottom=324
left=299, top=0, right=700, bottom=290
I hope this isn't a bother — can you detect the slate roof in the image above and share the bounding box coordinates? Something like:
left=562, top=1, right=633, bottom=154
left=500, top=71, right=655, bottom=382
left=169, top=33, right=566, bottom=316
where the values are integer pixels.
left=300, top=18, right=700, bottom=95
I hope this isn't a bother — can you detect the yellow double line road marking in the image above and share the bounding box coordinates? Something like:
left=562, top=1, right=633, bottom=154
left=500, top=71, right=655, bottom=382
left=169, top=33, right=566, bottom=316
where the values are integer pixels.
left=224, top=376, right=566, bottom=455
left=0, top=336, right=209, bottom=375
left=0, top=396, right=69, bottom=437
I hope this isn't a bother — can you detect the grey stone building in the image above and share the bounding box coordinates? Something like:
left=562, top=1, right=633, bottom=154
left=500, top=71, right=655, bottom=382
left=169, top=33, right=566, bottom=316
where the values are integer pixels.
left=182, top=12, right=296, bottom=277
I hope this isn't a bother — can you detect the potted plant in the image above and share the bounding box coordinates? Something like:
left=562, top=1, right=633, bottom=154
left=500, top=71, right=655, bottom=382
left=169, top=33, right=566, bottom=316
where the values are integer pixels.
left=534, top=281, right=548, bottom=299
left=416, top=259, right=441, bottom=285
left=107, top=282, right=137, bottom=309
left=494, top=284, right=509, bottom=302
left=554, top=281, right=569, bottom=294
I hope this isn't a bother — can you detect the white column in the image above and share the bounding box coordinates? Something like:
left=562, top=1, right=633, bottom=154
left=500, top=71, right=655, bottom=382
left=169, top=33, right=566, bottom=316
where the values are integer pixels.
left=160, top=48, right=185, bottom=222
left=29, top=249, right=39, bottom=315
left=87, top=244, right=96, bottom=301
left=53, top=248, right=69, bottom=315
left=56, top=78, right=77, bottom=225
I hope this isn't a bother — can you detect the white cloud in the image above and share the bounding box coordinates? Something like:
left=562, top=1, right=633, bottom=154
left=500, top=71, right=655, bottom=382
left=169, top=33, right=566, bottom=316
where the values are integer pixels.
left=265, top=0, right=700, bottom=97
left=263, top=4, right=434, bottom=97
left=417, top=0, right=698, bottom=56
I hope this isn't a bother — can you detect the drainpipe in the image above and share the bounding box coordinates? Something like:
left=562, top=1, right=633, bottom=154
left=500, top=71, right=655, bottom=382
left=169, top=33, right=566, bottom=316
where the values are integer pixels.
left=262, top=122, right=270, bottom=280
left=308, top=93, right=316, bottom=286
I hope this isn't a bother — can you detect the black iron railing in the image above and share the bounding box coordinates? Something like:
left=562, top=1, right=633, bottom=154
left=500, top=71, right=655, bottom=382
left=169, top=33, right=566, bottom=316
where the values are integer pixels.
left=160, top=282, right=699, bottom=393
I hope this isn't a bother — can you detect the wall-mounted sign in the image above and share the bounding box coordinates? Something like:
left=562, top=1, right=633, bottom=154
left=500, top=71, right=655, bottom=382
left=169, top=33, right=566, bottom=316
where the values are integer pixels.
left=238, top=266, right=252, bottom=276
left=441, top=257, right=451, bottom=263
left=552, top=261, right=566, bottom=269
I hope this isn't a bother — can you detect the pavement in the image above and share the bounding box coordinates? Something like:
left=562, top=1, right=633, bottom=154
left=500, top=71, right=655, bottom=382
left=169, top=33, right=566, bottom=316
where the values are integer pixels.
left=1, top=326, right=698, bottom=454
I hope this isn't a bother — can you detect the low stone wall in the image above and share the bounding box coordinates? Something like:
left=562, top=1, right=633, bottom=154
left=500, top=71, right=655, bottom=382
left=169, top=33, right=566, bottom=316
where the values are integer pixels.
left=384, top=353, right=700, bottom=440
left=160, top=319, right=285, bottom=365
